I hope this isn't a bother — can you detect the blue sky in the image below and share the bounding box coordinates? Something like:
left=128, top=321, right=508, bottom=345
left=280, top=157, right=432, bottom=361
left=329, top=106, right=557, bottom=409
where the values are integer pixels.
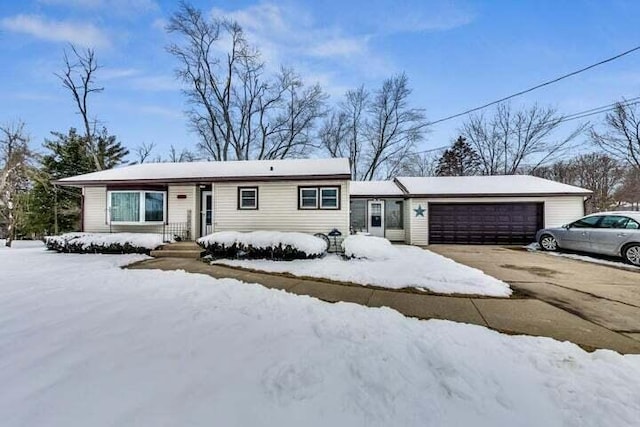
left=1, top=0, right=639, bottom=160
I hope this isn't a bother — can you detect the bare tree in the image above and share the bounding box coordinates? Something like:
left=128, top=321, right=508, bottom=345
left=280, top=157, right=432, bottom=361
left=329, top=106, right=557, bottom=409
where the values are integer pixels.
left=320, top=87, right=369, bottom=179
left=590, top=101, right=640, bottom=170
left=396, top=152, right=440, bottom=177
left=573, top=153, right=625, bottom=212
left=166, top=2, right=325, bottom=161
left=320, top=74, right=427, bottom=180
left=615, top=167, right=640, bottom=210
left=133, top=142, right=156, bottom=164
left=55, top=45, right=104, bottom=170
left=167, top=145, right=198, bottom=162
left=532, top=153, right=624, bottom=213
left=363, top=73, right=427, bottom=180
left=0, top=122, right=32, bottom=247
left=461, top=103, right=585, bottom=175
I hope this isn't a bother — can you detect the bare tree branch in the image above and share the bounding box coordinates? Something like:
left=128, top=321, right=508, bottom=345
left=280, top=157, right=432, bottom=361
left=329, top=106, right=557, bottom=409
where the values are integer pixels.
left=55, top=44, right=104, bottom=170
left=461, top=103, right=586, bottom=175
left=166, top=2, right=325, bottom=161
left=591, top=100, right=640, bottom=170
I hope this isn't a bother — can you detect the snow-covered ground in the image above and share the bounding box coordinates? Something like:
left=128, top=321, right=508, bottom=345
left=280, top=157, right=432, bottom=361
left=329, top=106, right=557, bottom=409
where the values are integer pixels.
left=527, top=243, right=640, bottom=271
left=215, top=244, right=512, bottom=296
left=1, top=243, right=640, bottom=425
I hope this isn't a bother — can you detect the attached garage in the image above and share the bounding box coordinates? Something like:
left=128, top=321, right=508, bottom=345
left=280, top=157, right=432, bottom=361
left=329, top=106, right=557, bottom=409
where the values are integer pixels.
left=428, top=202, right=544, bottom=245
left=393, top=175, right=592, bottom=246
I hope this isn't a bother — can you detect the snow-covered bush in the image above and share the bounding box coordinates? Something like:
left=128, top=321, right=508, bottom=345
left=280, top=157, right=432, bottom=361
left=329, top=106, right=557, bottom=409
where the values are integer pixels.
left=44, top=233, right=163, bottom=254
left=342, top=235, right=399, bottom=260
left=197, top=231, right=327, bottom=260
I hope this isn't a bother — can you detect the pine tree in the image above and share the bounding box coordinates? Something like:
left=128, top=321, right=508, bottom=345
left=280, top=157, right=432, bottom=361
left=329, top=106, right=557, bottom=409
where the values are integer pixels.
left=22, top=128, right=128, bottom=236
left=435, top=136, right=481, bottom=176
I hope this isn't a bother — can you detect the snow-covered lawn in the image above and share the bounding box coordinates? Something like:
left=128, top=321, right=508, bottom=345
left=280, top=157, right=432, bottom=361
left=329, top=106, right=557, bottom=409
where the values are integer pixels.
left=2, top=243, right=640, bottom=426
left=527, top=243, right=640, bottom=271
left=214, top=244, right=512, bottom=297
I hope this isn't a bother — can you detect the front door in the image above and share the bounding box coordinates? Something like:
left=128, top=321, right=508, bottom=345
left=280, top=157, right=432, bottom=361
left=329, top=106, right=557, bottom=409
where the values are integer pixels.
left=368, top=201, right=384, bottom=237
left=200, top=191, right=212, bottom=237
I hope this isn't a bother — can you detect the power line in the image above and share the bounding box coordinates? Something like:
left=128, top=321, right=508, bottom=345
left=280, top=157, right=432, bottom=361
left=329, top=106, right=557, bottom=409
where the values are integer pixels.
left=428, top=45, right=640, bottom=126
left=415, top=96, right=640, bottom=155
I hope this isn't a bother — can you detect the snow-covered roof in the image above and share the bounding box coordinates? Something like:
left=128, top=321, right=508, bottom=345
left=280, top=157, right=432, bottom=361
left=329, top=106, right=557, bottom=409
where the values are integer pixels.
left=395, top=175, right=592, bottom=197
left=349, top=181, right=404, bottom=197
left=57, top=158, right=351, bottom=185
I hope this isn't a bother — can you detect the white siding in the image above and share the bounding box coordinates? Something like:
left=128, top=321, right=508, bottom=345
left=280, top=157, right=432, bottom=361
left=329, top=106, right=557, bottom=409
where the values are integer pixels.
left=407, top=198, right=429, bottom=245
left=406, top=196, right=586, bottom=245
left=543, top=196, right=585, bottom=227
left=83, top=186, right=108, bottom=232
left=167, top=185, right=197, bottom=227
left=404, top=198, right=411, bottom=243
left=385, top=229, right=405, bottom=241
left=213, top=180, right=349, bottom=235
left=82, top=185, right=197, bottom=235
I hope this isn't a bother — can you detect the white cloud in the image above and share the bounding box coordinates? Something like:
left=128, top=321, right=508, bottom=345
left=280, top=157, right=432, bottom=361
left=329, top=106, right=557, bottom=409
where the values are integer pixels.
left=378, top=2, right=475, bottom=33
left=39, top=0, right=159, bottom=13
left=208, top=3, right=393, bottom=96
left=101, top=67, right=140, bottom=80
left=129, top=75, right=181, bottom=92
left=1, top=14, right=110, bottom=48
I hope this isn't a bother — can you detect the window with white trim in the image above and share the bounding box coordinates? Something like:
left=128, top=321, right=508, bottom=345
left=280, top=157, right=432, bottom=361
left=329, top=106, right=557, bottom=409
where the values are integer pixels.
left=299, top=187, right=318, bottom=209
left=320, top=187, right=339, bottom=209
left=298, top=186, right=340, bottom=210
left=238, top=187, right=258, bottom=209
left=108, top=191, right=166, bottom=224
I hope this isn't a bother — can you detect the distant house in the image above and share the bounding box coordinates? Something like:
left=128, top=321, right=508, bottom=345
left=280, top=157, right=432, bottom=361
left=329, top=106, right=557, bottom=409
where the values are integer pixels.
left=57, top=158, right=592, bottom=245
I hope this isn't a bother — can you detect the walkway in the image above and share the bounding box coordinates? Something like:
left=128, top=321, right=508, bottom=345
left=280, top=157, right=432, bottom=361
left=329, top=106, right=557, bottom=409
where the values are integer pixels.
left=127, top=257, right=640, bottom=354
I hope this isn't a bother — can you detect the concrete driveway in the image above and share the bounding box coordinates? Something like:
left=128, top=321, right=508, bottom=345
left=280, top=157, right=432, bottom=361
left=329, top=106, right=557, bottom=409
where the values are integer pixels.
left=429, top=245, right=640, bottom=343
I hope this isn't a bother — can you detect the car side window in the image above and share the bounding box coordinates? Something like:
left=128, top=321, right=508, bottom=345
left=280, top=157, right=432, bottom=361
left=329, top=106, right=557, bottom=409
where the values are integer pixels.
left=626, top=219, right=640, bottom=230
left=571, top=216, right=601, bottom=228
left=598, top=215, right=629, bottom=229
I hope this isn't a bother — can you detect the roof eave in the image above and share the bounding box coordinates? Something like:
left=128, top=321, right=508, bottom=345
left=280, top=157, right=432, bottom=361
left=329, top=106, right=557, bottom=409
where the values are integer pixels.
left=403, top=191, right=593, bottom=198
left=54, top=173, right=352, bottom=187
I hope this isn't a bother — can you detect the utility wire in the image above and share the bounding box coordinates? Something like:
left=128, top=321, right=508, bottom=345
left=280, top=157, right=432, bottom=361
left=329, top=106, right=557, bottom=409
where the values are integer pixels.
left=428, top=45, right=640, bottom=126
left=414, top=96, right=640, bottom=155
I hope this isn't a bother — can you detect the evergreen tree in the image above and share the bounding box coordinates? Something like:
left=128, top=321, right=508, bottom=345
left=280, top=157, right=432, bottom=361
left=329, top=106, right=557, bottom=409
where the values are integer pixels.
left=435, top=136, right=481, bottom=176
left=22, top=128, right=128, bottom=236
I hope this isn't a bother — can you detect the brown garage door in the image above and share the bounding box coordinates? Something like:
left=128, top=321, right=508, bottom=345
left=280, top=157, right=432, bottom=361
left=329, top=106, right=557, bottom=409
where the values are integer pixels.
left=428, top=203, right=544, bottom=245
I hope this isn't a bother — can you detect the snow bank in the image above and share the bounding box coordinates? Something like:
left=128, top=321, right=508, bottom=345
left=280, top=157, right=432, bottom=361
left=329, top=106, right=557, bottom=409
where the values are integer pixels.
left=198, top=231, right=327, bottom=258
left=342, top=235, right=398, bottom=260
left=45, top=232, right=163, bottom=253
left=216, top=245, right=512, bottom=296
left=526, top=244, right=640, bottom=271
left=1, top=246, right=639, bottom=426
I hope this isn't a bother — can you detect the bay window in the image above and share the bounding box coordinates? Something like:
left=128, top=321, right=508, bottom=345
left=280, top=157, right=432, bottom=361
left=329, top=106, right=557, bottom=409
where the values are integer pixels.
left=108, top=191, right=166, bottom=224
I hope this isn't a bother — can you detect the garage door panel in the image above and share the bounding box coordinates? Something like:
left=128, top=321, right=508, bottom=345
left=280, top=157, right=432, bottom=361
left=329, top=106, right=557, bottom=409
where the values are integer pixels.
left=429, top=202, right=543, bottom=245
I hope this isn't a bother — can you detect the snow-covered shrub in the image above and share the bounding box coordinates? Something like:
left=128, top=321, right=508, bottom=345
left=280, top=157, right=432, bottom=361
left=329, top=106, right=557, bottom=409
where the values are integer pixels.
left=342, top=235, right=399, bottom=260
left=197, top=231, right=327, bottom=260
left=44, top=233, right=163, bottom=254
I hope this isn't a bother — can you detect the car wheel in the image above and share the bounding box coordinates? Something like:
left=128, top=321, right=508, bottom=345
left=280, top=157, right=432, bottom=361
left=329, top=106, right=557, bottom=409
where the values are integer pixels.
left=539, top=234, right=558, bottom=251
left=622, top=244, right=640, bottom=266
